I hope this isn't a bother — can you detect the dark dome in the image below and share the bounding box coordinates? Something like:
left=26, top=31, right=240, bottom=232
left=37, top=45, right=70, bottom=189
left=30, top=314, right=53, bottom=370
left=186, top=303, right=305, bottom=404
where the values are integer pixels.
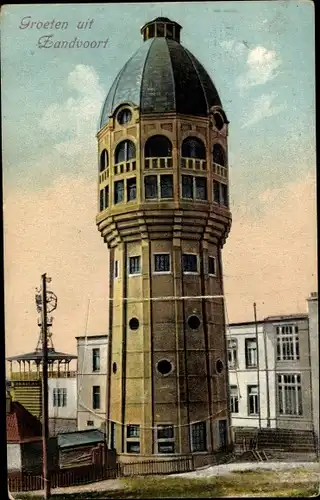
left=99, top=24, right=222, bottom=130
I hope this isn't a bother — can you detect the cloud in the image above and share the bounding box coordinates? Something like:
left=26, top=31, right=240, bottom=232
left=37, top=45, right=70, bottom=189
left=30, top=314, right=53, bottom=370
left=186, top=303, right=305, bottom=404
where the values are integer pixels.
left=39, top=64, right=105, bottom=150
left=236, top=45, right=282, bottom=89
left=242, top=92, right=286, bottom=128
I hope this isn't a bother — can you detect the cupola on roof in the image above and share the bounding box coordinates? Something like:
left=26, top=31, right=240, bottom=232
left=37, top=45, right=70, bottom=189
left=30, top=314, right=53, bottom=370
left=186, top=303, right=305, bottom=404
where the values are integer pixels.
left=99, top=17, right=222, bottom=130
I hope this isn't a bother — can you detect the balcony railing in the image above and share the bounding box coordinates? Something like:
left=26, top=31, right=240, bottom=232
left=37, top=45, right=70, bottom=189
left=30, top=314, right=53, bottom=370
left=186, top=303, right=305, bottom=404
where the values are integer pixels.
left=144, top=157, right=173, bottom=169
left=10, top=371, right=77, bottom=381
left=99, top=168, right=109, bottom=183
left=114, top=160, right=136, bottom=176
left=180, top=158, right=207, bottom=171
left=212, top=162, right=227, bottom=178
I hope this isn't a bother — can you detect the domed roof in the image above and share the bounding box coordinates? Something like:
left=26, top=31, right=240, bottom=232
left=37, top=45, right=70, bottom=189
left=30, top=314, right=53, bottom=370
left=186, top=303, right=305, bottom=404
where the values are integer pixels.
left=99, top=18, right=222, bottom=130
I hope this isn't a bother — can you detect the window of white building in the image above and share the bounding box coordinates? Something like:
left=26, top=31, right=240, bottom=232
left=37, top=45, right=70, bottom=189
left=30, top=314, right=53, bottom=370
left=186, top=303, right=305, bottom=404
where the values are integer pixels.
left=229, top=386, right=239, bottom=413
left=277, top=374, right=303, bottom=416
left=248, top=385, right=259, bottom=415
left=53, top=388, right=67, bottom=407
left=245, top=338, right=257, bottom=368
left=92, top=348, right=100, bottom=372
left=276, top=325, right=300, bottom=361
left=227, top=339, right=238, bottom=369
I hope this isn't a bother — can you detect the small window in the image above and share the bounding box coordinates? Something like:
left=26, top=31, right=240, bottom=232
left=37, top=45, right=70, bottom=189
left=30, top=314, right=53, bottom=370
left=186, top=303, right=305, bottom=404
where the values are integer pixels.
left=127, top=177, right=136, bottom=201
left=182, top=175, right=193, bottom=199
left=221, top=184, right=228, bottom=207
left=127, top=424, right=140, bottom=438
left=129, top=317, right=139, bottom=330
left=115, top=140, right=136, bottom=164
left=117, top=108, right=132, bottom=126
left=248, top=385, right=259, bottom=415
left=104, top=185, right=109, bottom=208
left=213, top=181, right=220, bottom=203
left=100, top=149, right=108, bottom=172
left=228, top=339, right=238, bottom=369
left=112, top=362, right=117, bottom=374
left=158, top=442, right=175, bottom=453
left=245, top=339, right=257, bottom=368
left=154, top=254, right=170, bottom=273
left=216, top=359, right=224, bottom=374
left=87, top=420, right=94, bottom=426
left=213, top=144, right=226, bottom=166
left=53, top=388, right=67, bottom=407
left=92, top=348, right=100, bottom=372
left=127, top=441, right=140, bottom=453
left=187, top=315, right=201, bottom=330
left=145, top=135, right=172, bottom=157
left=182, top=137, right=206, bottom=159
left=114, top=260, right=119, bottom=279
left=195, top=177, right=207, bottom=200
left=157, top=425, right=174, bottom=439
left=92, top=386, right=100, bottom=410
left=145, top=175, right=158, bottom=199
left=191, top=421, right=207, bottom=452
left=99, top=189, right=104, bottom=212
left=160, top=174, right=173, bottom=198
left=114, top=180, right=124, bottom=204
left=129, top=256, right=141, bottom=275
left=208, top=256, right=216, bottom=275
left=214, top=113, right=224, bottom=131
left=182, top=254, right=198, bottom=273
left=157, top=359, right=173, bottom=376
left=230, top=386, right=239, bottom=413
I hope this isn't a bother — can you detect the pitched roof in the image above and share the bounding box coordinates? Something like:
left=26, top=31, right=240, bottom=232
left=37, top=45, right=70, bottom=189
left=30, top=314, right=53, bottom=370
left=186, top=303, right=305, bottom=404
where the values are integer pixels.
left=6, top=401, right=42, bottom=443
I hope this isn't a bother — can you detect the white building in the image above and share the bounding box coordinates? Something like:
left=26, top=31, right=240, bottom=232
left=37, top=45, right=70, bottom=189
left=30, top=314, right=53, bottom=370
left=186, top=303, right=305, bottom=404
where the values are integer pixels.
left=48, top=375, right=77, bottom=434
left=227, top=293, right=318, bottom=434
left=76, top=335, right=108, bottom=431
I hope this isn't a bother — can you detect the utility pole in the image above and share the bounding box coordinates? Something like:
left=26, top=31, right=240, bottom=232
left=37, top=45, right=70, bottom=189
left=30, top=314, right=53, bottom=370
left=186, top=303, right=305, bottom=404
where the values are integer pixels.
left=41, top=273, right=50, bottom=499
left=253, top=302, right=261, bottom=430
left=36, top=274, right=57, bottom=500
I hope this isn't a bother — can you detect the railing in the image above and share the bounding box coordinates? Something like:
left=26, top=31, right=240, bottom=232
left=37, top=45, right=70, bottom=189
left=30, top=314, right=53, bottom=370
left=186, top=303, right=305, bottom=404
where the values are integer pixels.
left=180, top=157, right=207, bottom=171
left=212, top=162, right=228, bottom=178
left=10, top=371, right=77, bottom=381
left=144, top=157, right=173, bottom=169
left=113, top=160, right=136, bottom=176
left=118, top=456, right=193, bottom=477
left=99, top=168, right=109, bottom=183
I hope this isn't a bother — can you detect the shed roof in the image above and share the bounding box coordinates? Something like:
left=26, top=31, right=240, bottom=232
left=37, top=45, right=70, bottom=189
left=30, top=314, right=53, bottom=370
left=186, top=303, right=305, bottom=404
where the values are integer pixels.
left=7, top=401, right=42, bottom=443
left=57, top=429, right=105, bottom=449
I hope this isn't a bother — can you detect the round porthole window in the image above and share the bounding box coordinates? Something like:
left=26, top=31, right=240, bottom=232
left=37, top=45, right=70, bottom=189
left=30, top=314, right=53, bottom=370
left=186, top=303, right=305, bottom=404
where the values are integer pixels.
left=187, top=315, right=201, bottom=330
left=112, top=362, right=117, bottom=374
left=129, top=317, right=139, bottom=330
left=117, top=108, right=132, bottom=126
left=157, top=359, right=173, bottom=376
left=216, top=359, right=224, bottom=374
left=214, top=112, right=224, bottom=130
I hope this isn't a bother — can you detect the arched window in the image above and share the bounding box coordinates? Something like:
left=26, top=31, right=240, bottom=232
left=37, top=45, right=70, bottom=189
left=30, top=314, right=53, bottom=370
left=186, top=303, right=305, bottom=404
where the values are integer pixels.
left=213, top=144, right=226, bottom=166
left=114, top=140, right=136, bottom=164
left=145, top=135, right=172, bottom=158
left=181, top=137, right=206, bottom=159
left=100, top=149, right=108, bottom=172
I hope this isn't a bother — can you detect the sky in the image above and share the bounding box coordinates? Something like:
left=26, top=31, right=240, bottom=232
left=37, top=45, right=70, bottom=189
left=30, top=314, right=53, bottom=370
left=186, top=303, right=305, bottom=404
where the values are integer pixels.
left=1, top=1, right=316, bottom=361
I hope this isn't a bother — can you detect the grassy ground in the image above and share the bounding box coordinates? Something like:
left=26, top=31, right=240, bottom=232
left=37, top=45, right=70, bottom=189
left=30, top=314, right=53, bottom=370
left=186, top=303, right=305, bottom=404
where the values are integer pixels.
left=15, top=469, right=319, bottom=499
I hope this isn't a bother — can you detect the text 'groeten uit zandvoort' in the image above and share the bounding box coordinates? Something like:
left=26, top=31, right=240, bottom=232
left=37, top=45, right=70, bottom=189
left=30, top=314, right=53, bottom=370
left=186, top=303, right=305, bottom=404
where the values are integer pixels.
left=19, top=16, right=109, bottom=48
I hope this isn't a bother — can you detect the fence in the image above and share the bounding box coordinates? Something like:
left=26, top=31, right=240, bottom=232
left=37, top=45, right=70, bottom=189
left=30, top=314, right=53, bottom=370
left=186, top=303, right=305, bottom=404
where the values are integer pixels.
left=117, top=456, right=193, bottom=477
left=8, top=464, right=117, bottom=492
